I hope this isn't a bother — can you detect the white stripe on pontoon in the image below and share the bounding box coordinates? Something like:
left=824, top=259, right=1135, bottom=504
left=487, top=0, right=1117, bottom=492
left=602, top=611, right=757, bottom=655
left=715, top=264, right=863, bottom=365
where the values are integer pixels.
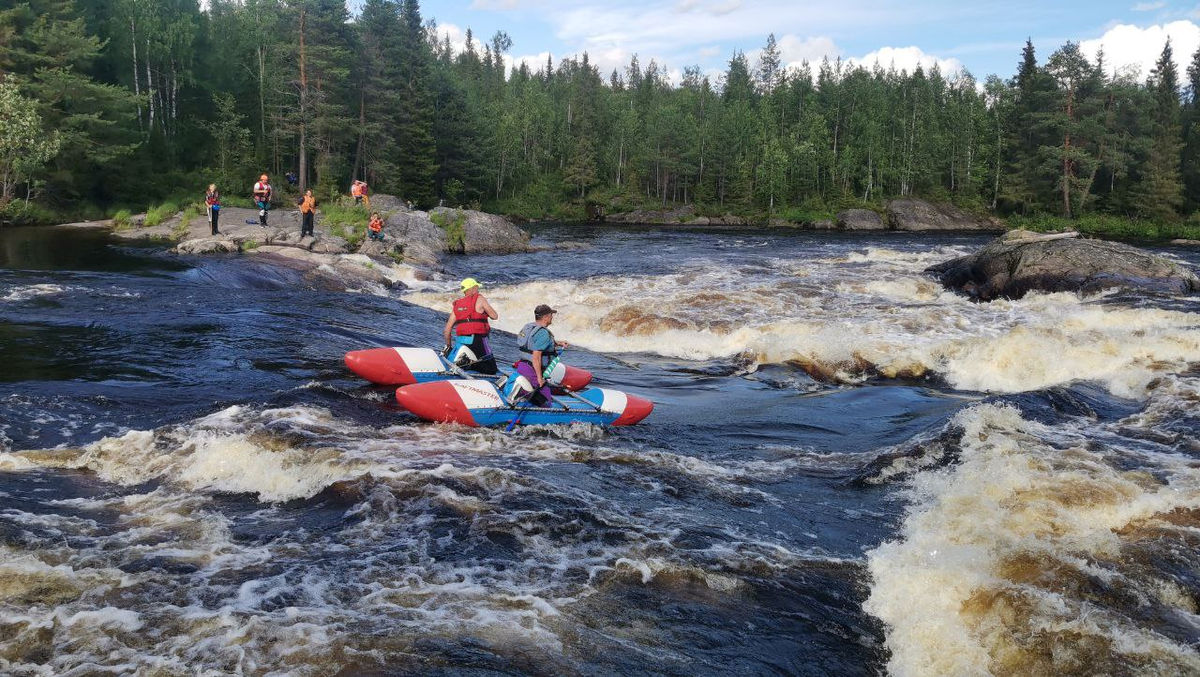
left=394, top=347, right=446, bottom=374
left=450, top=380, right=505, bottom=409
left=598, top=389, right=628, bottom=414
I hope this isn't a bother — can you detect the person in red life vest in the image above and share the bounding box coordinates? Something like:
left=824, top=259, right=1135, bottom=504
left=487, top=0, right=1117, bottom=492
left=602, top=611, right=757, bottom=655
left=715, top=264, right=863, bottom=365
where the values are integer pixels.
left=514, top=304, right=570, bottom=407
left=442, top=277, right=499, bottom=375
left=298, top=189, right=316, bottom=237
left=367, top=212, right=384, bottom=241
left=204, top=183, right=221, bottom=235
left=252, top=173, right=273, bottom=226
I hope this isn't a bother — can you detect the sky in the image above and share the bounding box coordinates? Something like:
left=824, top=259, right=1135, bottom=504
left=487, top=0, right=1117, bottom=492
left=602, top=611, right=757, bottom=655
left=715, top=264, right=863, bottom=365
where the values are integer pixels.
left=402, top=0, right=1200, bottom=85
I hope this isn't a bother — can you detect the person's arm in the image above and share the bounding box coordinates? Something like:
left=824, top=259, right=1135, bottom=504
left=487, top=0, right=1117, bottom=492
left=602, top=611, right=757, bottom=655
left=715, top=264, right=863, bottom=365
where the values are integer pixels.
left=531, top=349, right=544, bottom=387
left=443, top=312, right=454, bottom=348
left=478, top=296, right=498, bottom=320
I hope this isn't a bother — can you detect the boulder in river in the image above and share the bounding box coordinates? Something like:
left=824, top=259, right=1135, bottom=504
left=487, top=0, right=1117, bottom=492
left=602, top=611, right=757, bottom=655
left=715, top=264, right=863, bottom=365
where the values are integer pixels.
left=887, top=199, right=1007, bottom=231
left=429, top=207, right=532, bottom=255
left=926, top=230, right=1200, bottom=299
left=836, top=209, right=886, bottom=231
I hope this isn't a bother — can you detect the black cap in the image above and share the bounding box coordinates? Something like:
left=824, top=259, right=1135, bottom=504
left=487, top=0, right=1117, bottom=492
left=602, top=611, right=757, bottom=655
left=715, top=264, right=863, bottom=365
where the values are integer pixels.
left=534, top=304, right=557, bottom=318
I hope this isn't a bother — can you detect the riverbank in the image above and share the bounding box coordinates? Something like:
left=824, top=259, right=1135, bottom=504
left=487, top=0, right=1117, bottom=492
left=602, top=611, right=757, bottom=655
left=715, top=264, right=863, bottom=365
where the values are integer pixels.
left=57, top=195, right=536, bottom=293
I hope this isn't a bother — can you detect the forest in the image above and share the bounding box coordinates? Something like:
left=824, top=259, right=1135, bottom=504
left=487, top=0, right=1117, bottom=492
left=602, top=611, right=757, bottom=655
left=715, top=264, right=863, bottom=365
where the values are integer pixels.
left=3, top=0, right=1200, bottom=233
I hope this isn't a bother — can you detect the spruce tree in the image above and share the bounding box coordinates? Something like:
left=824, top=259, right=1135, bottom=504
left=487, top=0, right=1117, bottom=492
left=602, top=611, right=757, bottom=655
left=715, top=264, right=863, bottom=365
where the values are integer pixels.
left=394, top=0, right=437, bottom=206
left=1132, top=40, right=1184, bottom=220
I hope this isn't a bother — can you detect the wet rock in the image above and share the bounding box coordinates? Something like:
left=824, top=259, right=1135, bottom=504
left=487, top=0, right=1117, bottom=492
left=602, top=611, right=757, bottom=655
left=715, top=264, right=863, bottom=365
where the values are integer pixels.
left=686, top=216, right=711, bottom=226
left=887, top=199, right=1007, bottom=231
left=926, top=230, right=1200, bottom=300
left=836, top=209, right=886, bottom=230
left=1171, top=238, right=1200, bottom=246
left=430, top=207, right=532, bottom=255
left=382, top=210, right=445, bottom=266
left=357, top=237, right=403, bottom=260
left=808, top=219, right=836, bottom=230
left=175, top=237, right=240, bottom=254
left=309, top=235, right=349, bottom=254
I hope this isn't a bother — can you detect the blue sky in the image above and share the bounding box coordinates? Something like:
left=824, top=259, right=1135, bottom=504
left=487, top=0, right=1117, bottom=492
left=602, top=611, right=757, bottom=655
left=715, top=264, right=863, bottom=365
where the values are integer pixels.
left=404, top=0, right=1200, bottom=84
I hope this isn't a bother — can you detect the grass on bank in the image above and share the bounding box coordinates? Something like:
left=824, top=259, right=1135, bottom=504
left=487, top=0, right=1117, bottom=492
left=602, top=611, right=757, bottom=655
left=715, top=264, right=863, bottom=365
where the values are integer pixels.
left=429, top=209, right=467, bottom=251
left=1008, top=213, right=1200, bottom=241
left=322, top=198, right=369, bottom=247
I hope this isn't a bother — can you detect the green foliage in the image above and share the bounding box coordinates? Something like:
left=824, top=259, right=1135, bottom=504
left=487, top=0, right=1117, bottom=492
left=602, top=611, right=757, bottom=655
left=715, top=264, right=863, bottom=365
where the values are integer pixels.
left=0, top=81, right=61, bottom=203
left=144, top=201, right=180, bottom=228
left=5, top=0, right=1200, bottom=233
left=111, top=209, right=132, bottom=230
left=430, top=209, right=467, bottom=251
left=323, top=198, right=369, bottom=246
left=1007, top=213, right=1200, bottom=240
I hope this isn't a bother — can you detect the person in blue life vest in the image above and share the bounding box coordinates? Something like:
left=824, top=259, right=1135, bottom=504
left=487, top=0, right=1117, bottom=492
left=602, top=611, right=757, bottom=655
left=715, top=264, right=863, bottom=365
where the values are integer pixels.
left=442, top=278, right=499, bottom=375
left=514, top=304, right=570, bottom=407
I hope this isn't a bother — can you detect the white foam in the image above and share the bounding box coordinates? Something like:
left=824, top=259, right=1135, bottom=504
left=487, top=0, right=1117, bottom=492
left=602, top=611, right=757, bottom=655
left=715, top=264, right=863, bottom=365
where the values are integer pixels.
left=865, top=389, right=1200, bottom=676
left=406, top=248, right=1200, bottom=396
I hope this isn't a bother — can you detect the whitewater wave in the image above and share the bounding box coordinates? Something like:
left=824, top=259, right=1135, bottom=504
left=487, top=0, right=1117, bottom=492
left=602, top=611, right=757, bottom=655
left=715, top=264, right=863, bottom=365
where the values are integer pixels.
left=406, top=247, right=1200, bottom=396
left=865, top=377, right=1200, bottom=676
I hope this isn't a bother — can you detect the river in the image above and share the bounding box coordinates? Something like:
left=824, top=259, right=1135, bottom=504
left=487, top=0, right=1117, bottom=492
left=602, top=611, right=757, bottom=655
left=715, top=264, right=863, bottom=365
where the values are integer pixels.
left=1, top=224, right=1198, bottom=676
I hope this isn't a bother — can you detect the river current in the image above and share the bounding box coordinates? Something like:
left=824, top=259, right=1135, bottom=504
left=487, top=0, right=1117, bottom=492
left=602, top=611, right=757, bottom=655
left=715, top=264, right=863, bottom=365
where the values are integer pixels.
left=0, top=224, right=1198, bottom=676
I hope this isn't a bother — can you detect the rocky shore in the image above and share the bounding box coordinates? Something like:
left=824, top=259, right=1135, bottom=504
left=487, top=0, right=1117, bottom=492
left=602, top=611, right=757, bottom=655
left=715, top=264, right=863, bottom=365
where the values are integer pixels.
left=603, top=198, right=1006, bottom=231
left=65, top=195, right=533, bottom=293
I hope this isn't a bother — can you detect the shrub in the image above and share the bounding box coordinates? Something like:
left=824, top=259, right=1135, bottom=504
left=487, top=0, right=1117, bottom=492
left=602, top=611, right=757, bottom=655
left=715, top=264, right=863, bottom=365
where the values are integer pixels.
left=322, top=198, right=369, bottom=247
left=144, top=201, right=180, bottom=228
left=242, top=238, right=260, bottom=250
left=430, top=209, right=467, bottom=251
left=111, top=209, right=133, bottom=231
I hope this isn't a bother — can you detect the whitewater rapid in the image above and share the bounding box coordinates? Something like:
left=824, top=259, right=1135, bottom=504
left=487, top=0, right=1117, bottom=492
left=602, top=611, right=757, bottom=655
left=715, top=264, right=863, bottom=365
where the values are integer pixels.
left=407, top=245, right=1200, bottom=398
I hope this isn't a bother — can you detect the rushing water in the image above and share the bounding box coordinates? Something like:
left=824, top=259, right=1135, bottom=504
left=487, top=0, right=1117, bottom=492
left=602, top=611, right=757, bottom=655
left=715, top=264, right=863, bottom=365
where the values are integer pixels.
left=0, top=223, right=1198, bottom=676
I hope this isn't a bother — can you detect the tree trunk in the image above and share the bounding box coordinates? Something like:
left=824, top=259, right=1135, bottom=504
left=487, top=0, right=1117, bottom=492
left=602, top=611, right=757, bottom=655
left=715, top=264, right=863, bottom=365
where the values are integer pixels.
left=130, top=19, right=142, bottom=131
left=145, top=37, right=154, bottom=132
left=297, top=9, right=308, bottom=193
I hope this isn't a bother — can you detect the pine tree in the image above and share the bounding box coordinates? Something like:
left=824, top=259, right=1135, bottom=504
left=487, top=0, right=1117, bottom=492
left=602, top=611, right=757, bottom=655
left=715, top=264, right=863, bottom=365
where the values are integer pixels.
left=394, top=0, right=437, bottom=205
left=1132, top=40, right=1184, bottom=220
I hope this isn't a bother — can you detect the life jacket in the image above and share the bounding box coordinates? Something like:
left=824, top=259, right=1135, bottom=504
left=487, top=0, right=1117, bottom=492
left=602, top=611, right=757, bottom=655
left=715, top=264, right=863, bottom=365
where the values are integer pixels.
left=253, top=181, right=272, bottom=200
left=300, top=195, right=315, bottom=214
left=517, top=322, right=557, bottom=366
left=205, top=191, right=220, bottom=207
left=368, top=217, right=383, bottom=232
left=452, top=293, right=490, bottom=336
left=351, top=183, right=362, bottom=197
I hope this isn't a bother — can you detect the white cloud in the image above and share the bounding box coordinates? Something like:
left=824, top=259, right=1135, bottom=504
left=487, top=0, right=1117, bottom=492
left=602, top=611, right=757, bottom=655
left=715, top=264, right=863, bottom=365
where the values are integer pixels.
left=1079, top=20, right=1200, bottom=80
left=1132, top=1, right=1166, bottom=10
left=849, top=45, right=964, bottom=75
left=469, top=0, right=523, bottom=9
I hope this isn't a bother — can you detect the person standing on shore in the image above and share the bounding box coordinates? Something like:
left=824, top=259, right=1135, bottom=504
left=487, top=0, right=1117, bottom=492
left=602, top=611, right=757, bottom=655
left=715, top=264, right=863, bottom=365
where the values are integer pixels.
left=299, top=189, right=316, bottom=237
left=252, top=174, right=273, bottom=227
left=204, top=184, right=221, bottom=236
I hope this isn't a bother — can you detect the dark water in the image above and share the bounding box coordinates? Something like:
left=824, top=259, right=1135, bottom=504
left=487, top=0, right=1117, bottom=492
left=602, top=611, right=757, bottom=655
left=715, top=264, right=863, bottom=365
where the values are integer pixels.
left=1, top=224, right=1198, bottom=676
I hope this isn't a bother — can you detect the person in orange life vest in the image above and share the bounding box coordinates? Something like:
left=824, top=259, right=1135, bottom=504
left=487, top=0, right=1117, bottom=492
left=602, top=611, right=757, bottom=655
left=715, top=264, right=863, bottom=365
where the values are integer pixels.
left=367, top=212, right=384, bottom=241
left=204, top=184, right=221, bottom=235
left=299, top=189, right=316, bottom=237
left=442, top=277, right=498, bottom=375
left=351, top=180, right=370, bottom=209
left=514, top=304, right=569, bottom=407
left=252, top=174, right=273, bottom=226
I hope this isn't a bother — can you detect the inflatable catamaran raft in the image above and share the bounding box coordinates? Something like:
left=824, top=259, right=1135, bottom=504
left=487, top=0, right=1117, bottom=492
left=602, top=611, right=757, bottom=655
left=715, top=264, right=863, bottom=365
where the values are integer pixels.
left=345, top=346, right=592, bottom=389
left=344, top=346, right=653, bottom=427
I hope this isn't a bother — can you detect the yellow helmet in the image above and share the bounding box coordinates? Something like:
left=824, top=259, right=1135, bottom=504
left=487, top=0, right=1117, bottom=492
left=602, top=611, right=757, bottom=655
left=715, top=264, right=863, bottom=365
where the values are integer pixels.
left=460, top=277, right=480, bottom=291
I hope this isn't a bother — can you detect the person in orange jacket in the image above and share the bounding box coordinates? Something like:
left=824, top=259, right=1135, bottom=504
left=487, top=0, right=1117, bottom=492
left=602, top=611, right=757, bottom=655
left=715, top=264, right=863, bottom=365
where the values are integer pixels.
left=299, top=189, right=316, bottom=237
left=367, top=212, right=384, bottom=241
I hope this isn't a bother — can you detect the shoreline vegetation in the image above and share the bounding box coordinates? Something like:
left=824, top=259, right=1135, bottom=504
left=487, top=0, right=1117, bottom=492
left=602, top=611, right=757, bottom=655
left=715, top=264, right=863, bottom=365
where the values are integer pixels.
left=6, top=2, right=1200, bottom=246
